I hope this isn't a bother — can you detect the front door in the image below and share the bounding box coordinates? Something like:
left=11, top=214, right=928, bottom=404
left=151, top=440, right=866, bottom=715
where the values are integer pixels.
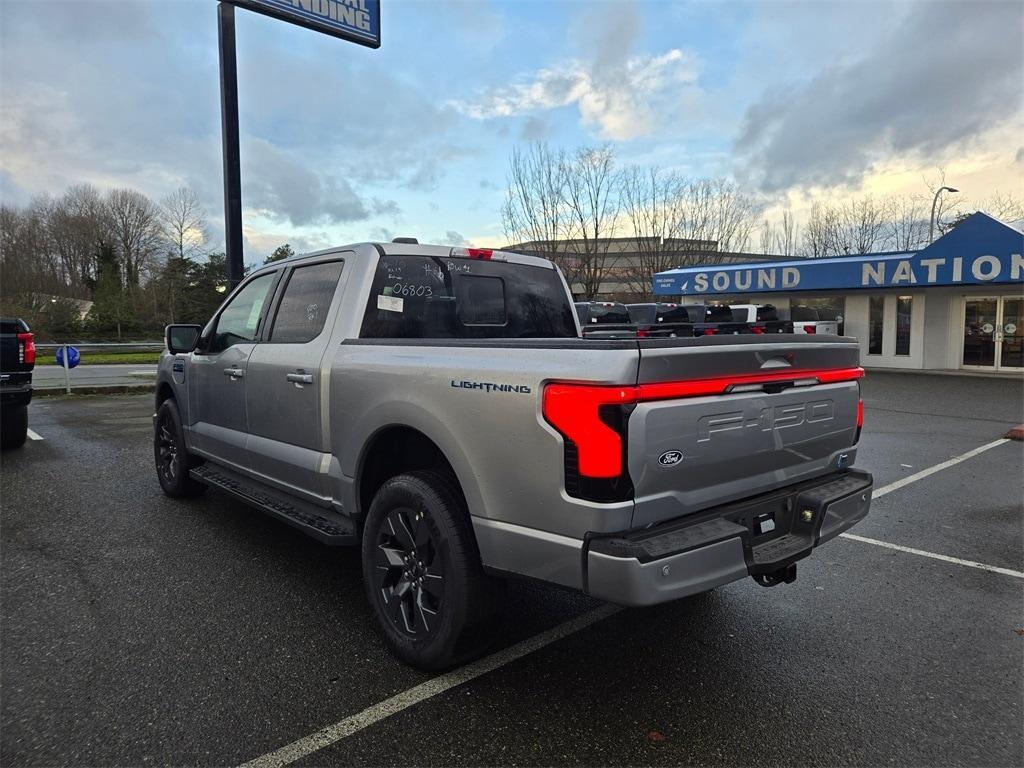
left=188, top=271, right=278, bottom=470
left=244, top=258, right=346, bottom=502
left=962, top=296, right=1024, bottom=372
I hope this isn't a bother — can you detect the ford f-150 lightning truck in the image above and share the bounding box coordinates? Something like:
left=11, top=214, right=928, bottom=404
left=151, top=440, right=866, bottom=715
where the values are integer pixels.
left=154, top=242, right=872, bottom=669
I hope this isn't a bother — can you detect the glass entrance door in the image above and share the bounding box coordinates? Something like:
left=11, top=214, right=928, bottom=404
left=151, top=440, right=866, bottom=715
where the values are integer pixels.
left=999, top=297, right=1024, bottom=371
left=963, top=298, right=997, bottom=368
left=962, top=297, right=1024, bottom=371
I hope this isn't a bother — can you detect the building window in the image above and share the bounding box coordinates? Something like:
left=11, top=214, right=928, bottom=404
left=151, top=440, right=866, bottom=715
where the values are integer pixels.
left=791, top=296, right=846, bottom=335
left=895, top=296, right=913, bottom=356
left=868, top=296, right=884, bottom=355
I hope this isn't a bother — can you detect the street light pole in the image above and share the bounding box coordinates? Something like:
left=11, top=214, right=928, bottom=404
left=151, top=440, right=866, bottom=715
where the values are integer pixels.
left=929, top=185, right=959, bottom=243
left=218, top=2, right=244, bottom=290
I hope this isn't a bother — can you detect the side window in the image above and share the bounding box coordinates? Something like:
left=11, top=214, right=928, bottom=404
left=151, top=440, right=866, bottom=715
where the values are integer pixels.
left=269, top=261, right=344, bottom=343
left=209, top=272, right=275, bottom=354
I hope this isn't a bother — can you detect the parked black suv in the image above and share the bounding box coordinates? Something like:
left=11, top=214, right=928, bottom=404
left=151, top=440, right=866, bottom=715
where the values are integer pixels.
left=1, top=318, right=35, bottom=449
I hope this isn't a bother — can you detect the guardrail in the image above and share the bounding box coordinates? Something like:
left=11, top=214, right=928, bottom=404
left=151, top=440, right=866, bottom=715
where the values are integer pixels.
left=36, top=342, right=164, bottom=351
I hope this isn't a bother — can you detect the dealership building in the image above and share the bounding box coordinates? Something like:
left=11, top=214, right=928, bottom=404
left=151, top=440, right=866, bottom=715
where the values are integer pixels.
left=653, top=213, right=1024, bottom=374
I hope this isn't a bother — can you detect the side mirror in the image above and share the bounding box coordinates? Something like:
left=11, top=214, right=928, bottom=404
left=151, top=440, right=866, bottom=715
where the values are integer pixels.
left=166, top=324, right=202, bottom=354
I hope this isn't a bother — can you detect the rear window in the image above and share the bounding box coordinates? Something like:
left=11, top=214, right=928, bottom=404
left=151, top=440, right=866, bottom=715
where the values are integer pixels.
left=756, top=305, right=779, bottom=322
left=684, top=305, right=733, bottom=323
left=583, top=303, right=630, bottom=324
left=0, top=319, right=28, bottom=334
left=626, top=305, right=656, bottom=324
left=654, top=305, right=689, bottom=323
left=360, top=255, right=576, bottom=339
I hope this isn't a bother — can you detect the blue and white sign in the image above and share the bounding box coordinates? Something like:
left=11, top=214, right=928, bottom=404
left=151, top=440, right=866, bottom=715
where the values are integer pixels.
left=228, top=0, right=381, bottom=48
left=653, top=212, right=1024, bottom=296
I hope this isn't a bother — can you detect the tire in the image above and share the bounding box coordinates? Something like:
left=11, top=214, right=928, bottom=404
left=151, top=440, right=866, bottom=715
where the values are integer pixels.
left=361, top=471, right=504, bottom=670
left=0, top=404, right=28, bottom=450
left=154, top=399, right=206, bottom=498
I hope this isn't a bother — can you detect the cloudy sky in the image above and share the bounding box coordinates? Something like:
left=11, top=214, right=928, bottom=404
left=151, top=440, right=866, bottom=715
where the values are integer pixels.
left=1, top=0, right=1021, bottom=262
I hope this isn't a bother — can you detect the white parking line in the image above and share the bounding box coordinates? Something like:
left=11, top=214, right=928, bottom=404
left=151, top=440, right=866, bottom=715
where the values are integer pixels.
left=241, top=604, right=622, bottom=768
left=26, top=429, right=43, bottom=441
left=868, top=438, right=1010, bottom=501
left=840, top=533, right=1024, bottom=579
left=242, top=437, right=1018, bottom=767
left=839, top=437, right=1019, bottom=577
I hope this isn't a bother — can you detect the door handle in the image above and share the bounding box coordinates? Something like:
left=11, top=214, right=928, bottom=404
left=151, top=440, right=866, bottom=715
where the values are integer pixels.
left=223, top=367, right=245, bottom=379
left=286, top=373, right=314, bottom=385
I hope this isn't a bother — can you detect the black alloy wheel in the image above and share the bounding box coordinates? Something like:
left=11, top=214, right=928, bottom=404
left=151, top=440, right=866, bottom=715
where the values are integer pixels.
left=153, top=399, right=206, bottom=498
left=374, top=506, right=445, bottom=636
left=361, top=471, right=504, bottom=670
left=156, top=410, right=180, bottom=485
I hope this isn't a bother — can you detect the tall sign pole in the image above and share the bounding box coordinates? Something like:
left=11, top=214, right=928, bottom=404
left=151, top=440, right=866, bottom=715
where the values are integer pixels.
left=215, top=1, right=381, bottom=290
left=218, top=2, right=244, bottom=289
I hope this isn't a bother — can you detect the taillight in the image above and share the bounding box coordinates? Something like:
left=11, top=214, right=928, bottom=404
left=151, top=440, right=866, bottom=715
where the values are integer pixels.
left=703, top=328, right=718, bottom=336
left=855, top=398, right=864, bottom=443
left=17, top=332, right=35, bottom=365
left=803, top=325, right=816, bottom=334
left=636, top=328, right=649, bottom=338
left=750, top=326, right=765, bottom=334
left=543, top=384, right=633, bottom=478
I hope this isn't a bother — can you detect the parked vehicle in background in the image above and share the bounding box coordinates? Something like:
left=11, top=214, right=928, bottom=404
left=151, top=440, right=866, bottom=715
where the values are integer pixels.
left=730, top=304, right=794, bottom=335
left=624, top=303, right=696, bottom=338
left=677, top=304, right=751, bottom=336
left=154, top=242, right=872, bottom=670
left=790, top=305, right=840, bottom=335
left=574, top=301, right=631, bottom=326
left=575, top=301, right=643, bottom=339
left=0, top=318, right=35, bottom=449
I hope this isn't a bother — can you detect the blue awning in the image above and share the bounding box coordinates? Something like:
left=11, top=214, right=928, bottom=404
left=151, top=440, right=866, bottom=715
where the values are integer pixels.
left=652, top=212, right=1024, bottom=295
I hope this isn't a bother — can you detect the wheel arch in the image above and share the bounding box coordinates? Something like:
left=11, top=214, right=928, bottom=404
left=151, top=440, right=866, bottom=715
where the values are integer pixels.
left=356, top=424, right=472, bottom=521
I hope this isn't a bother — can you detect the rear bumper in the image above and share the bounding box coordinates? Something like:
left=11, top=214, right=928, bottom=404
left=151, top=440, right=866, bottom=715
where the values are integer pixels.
left=0, top=375, right=32, bottom=408
left=585, top=469, right=872, bottom=606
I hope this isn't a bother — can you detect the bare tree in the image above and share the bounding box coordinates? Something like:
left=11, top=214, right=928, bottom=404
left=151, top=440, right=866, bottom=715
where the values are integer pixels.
left=977, top=192, right=1024, bottom=223
left=106, top=188, right=162, bottom=289
left=46, top=184, right=108, bottom=292
left=758, top=209, right=800, bottom=257
left=886, top=195, right=929, bottom=252
left=161, top=187, right=208, bottom=261
left=802, top=202, right=839, bottom=257
left=502, top=142, right=577, bottom=277
left=562, top=146, right=619, bottom=299
left=837, top=196, right=889, bottom=254
left=620, top=166, right=689, bottom=299
left=686, top=178, right=756, bottom=255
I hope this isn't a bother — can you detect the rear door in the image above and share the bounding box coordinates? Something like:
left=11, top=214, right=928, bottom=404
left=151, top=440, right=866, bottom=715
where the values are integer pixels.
left=627, top=338, right=862, bottom=527
left=244, top=256, right=347, bottom=501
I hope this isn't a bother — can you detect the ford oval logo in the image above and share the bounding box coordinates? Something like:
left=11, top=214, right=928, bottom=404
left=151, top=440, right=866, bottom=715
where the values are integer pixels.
left=659, top=450, right=683, bottom=467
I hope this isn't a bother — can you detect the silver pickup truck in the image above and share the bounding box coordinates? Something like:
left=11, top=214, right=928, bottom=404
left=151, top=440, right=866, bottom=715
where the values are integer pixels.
left=154, top=242, right=872, bottom=669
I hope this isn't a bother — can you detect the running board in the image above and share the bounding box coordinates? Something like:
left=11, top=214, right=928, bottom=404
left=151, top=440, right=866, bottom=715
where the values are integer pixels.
left=190, top=464, right=357, bottom=546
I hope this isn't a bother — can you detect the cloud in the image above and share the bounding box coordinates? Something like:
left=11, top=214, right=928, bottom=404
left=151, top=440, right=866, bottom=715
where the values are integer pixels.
left=450, top=49, right=699, bottom=140
left=242, top=139, right=398, bottom=226
left=438, top=230, right=472, bottom=246
left=734, top=0, right=1024, bottom=192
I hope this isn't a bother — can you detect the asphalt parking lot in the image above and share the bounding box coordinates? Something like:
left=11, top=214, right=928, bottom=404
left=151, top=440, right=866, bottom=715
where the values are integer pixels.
left=2, top=372, right=1022, bottom=767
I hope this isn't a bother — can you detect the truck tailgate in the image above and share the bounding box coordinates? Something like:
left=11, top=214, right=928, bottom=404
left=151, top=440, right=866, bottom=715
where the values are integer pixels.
left=628, top=336, right=862, bottom=528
